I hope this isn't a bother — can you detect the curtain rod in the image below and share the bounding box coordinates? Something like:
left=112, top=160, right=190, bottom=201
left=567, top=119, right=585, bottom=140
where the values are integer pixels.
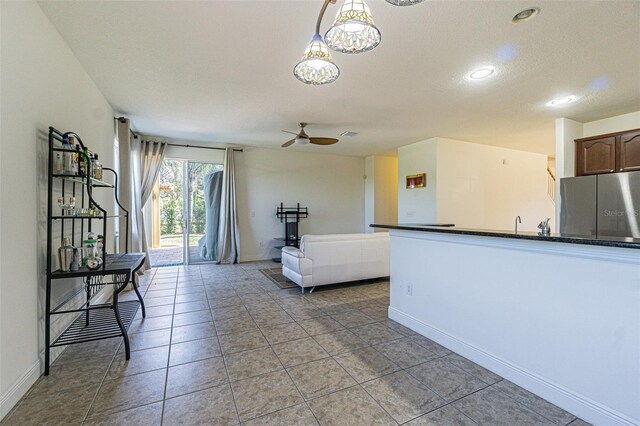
left=165, top=142, right=243, bottom=152
left=114, top=117, right=242, bottom=152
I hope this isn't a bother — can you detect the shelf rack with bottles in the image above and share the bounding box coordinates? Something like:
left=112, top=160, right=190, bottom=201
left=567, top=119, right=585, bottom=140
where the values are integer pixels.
left=44, top=127, right=146, bottom=375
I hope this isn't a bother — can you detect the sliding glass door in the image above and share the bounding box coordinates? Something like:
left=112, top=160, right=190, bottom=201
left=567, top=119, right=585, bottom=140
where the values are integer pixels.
left=152, top=159, right=222, bottom=267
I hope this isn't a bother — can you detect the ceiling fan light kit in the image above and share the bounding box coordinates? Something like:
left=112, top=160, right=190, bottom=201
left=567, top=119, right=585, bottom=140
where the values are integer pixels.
left=293, top=0, right=422, bottom=85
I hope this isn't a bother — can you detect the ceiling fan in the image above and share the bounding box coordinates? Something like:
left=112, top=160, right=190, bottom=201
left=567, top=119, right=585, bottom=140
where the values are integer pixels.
left=281, top=123, right=339, bottom=148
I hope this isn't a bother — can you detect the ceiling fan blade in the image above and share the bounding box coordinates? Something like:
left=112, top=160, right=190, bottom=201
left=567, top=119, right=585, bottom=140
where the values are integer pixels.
left=281, top=138, right=296, bottom=148
left=309, top=137, right=339, bottom=146
left=281, top=130, right=298, bottom=135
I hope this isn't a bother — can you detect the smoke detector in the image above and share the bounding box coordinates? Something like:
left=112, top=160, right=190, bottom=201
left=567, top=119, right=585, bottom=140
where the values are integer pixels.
left=340, top=131, right=358, bottom=137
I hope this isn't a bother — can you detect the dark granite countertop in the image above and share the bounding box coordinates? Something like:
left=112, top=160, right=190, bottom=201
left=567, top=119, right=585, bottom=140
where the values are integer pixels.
left=370, top=223, right=640, bottom=250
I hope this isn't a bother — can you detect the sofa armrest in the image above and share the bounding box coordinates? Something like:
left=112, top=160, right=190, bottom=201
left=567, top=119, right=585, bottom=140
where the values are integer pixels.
left=281, top=247, right=312, bottom=276
left=282, top=246, right=304, bottom=258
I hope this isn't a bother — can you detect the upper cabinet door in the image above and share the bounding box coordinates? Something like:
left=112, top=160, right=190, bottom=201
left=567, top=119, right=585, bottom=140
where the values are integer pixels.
left=617, top=129, right=640, bottom=173
left=576, top=136, right=616, bottom=176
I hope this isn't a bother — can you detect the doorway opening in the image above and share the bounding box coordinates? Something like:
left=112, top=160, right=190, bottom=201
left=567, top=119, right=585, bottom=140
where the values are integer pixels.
left=149, top=159, right=223, bottom=267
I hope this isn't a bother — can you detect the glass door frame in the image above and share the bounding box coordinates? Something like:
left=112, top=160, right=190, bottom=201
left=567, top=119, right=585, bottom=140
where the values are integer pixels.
left=182, top=160, right=223, bottom=265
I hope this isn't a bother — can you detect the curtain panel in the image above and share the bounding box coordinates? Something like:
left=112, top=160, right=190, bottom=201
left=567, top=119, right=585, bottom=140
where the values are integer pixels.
left=216, top=148, right=240, bottom=264
left=134, top=140, right=166, bottom=270
left=116, top=118, right=166, bottom=270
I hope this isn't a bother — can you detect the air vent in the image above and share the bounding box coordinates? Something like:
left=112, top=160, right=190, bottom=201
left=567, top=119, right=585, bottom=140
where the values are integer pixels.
left=340, top=131, right=358, bottom=137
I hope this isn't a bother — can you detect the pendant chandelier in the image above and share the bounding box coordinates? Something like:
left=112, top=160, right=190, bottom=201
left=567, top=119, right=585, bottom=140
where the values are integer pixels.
left=294, top=35, right=340, bottom=85
left=293, top=0, right=423, bottom=85
left=325, top=0, right=381, bottom=54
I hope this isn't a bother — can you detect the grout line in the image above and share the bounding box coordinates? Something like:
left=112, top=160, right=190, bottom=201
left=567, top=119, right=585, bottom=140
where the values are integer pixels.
left=158, top=267, right=181, bottom=426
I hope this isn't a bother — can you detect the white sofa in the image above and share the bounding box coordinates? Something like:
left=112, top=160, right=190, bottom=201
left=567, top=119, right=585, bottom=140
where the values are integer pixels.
left=281, top=233, right=390, bottom=293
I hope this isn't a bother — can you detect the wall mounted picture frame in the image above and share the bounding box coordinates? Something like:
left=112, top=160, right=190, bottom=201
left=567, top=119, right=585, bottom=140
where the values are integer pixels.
left=406, top=173, right=426, bottom=189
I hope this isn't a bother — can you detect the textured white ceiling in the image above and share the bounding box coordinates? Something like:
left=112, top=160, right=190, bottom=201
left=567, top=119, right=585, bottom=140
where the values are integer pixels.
left=38, top=0, right=640, bottom=156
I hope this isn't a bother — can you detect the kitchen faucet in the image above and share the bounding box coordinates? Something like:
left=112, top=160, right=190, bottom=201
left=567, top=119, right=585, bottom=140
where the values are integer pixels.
left=515, top=216, right=522, bottom=234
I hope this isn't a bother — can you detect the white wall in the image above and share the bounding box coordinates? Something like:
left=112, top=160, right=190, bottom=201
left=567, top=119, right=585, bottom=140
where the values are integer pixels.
left=0, top=1, right=116, bottom=418
left=583, top=111, right=640, bottom=137
left=436, top=138, right=554, bottom=232
left=398, top=137, right=554, bottom=232
left=235, top=148, right=365, bottom=261
left=398, top=138, right=438, bottom=223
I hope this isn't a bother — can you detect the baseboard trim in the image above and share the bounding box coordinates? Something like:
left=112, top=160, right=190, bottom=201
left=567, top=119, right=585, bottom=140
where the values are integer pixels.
left=388, top=306, right=638, bottom=426
left=0, top=357, right=40, bottom=420
left=0, top=285, right=115, bottom=421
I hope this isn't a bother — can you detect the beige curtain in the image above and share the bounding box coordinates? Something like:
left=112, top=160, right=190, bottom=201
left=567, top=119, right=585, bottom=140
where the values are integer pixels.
left=133, top=140, right=166, bottom=270
left=117, top=118, right=166, bottom=270
left=216, top=148, right=240, bottom=264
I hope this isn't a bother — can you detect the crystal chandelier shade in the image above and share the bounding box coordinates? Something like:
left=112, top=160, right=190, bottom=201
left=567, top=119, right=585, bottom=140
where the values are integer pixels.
left=385, top=0, right=424, bottom=6
left=293, top=35, right=340, bottom=85
left=324, top=0, right=381, bottom=54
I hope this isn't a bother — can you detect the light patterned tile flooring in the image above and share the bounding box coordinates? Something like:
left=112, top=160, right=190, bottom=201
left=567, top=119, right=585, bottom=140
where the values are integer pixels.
left=2, top=261, right=591, bottom=425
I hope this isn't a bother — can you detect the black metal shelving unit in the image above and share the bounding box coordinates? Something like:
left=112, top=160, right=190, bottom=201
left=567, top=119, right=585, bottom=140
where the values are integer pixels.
left=273, top=203, right=309, bottom=262
left=45, top=127, right=146, bottom=375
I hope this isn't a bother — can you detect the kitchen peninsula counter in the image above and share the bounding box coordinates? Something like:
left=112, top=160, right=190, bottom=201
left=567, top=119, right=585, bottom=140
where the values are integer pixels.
left=372, top=223, right=640, bottom=426
left=371, top=223, right=640, bottom=249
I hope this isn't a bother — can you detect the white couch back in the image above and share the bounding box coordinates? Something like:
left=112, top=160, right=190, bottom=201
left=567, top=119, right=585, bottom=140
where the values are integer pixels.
left=299, top=233, right=390, bottom=285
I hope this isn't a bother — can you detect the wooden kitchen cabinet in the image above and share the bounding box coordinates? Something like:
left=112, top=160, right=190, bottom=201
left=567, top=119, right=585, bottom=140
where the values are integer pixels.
left=575, top=128, right=640, bottom=176
left=617, top=129, right=640, bottom=173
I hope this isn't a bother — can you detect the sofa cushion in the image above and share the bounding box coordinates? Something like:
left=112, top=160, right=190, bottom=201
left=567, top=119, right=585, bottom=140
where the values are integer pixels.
left=282, top=246, right=304, bottom=258
left=300, top=232, right=388, bottom=252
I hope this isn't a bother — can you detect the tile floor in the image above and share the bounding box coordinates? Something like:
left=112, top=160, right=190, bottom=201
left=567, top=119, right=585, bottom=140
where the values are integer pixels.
left=2, top=261, right=591, bottom=425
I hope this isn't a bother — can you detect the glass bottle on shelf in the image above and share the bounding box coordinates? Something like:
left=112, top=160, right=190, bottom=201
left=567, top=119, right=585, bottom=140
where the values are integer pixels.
left=83, top=232, right=97, bottom=265
left=74, top=145, right=81, bottom=176
left=53, top=148, right=63, bottom=174
left=61, top=135, right=75, bottom=175
left=93, top=154, right=103, bottom=181
left=79, top=147, right=89, bottom=177
left=97, top=235, right=104, bottom=256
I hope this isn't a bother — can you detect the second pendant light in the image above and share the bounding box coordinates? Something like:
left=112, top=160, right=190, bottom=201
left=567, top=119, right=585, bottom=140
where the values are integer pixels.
left=325, top=0, right=381, bottom=54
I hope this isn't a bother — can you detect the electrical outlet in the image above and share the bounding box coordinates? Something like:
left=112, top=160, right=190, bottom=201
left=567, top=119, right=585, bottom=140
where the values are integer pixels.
left=250, top=211, right=256, bottom=218
left=259, top=241, right=264, bottom=247
left=406, top=283, right=413, bottom=296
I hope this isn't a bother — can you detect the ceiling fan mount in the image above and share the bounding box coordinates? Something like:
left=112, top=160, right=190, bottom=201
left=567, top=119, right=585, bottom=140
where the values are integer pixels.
left=281, top=122, right=339, bottom=148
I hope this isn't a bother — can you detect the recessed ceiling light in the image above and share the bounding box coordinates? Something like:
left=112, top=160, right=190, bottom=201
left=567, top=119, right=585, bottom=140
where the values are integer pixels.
left=546, top=95, right=578, bottom=106
left=467, top=66, right=495, bottom=80
left=512, top=7, right=540, bottom=23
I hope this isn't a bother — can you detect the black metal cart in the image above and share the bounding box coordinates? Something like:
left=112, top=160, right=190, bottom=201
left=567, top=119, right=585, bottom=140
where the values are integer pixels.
left=44, top=127, right=146, bottom=375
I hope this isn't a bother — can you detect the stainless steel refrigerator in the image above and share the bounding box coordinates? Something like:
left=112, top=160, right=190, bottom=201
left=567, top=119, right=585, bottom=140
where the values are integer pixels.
left=560, top=171, right=640, bottom=239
